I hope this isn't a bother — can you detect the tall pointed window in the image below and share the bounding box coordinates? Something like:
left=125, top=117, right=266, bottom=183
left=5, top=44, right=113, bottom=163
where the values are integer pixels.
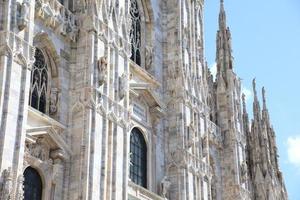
left=29, top=48, right=49, bottom=114
left=130, top=128, right=147, bottom=188
left=129, top=0, right=141, bottom=66
left=24, top=167, right=43, bottom=200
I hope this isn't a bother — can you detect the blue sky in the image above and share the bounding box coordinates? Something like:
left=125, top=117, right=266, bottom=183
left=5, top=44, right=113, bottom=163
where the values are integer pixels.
left=204, top=0, right=300, bottom=199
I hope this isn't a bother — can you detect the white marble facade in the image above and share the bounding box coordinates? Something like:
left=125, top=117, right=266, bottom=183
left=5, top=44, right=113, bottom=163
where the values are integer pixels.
left=0, top=0, right=288, bottom=199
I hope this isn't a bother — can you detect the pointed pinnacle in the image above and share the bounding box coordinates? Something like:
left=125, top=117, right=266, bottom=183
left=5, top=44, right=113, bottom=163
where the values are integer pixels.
left=220, top=0, right=225, bottom=13
left=252, top=78, right=257, bottom=99
left=219, top=0, right=226, bottom=29
left=242, top=93, right=247, bottom=113
left=262, top=87, right=267, bottom=110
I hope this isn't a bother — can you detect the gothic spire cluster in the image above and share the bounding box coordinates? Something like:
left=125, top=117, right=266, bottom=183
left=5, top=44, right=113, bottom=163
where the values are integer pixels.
left=214, top=1, right=288, bottom=199
left=242, top=79, right=287, bottom=199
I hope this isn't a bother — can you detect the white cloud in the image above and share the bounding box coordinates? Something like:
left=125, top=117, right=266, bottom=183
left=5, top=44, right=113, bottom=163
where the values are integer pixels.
left=287, top=136, right=300, bottom=169
left=241, top=86, right=253, bottom=102
left=209, top=63, right=217, bottom=79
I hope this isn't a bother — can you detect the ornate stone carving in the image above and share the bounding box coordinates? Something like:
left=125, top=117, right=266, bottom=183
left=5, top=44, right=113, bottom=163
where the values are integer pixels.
left=119, top=73, right=128, bottom=100
left=0, top=168, right=13, bottom=200
left=145, top=46, right=153, bottom=70
left=18, top=0, right=30, bottom=31
left=50, top=87, right=60, bottom=115
left=26, top=138, right=49, bottom=161
left=61, top=11, right=78, bottom=41
left=97, top=56, right=108, bottom=86
left=35, top=0, right=78, bottom=42
left=169, top=148, right=187, bottom=168
left=160, top=176, right=171, bottom=198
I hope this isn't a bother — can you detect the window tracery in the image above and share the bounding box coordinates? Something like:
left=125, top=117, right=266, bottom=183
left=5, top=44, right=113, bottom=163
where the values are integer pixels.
left=29, top=48, right=49, bottom=114
left=130, top=128, right=147, bottom=188
left=129, top=0, right=141, bottom=66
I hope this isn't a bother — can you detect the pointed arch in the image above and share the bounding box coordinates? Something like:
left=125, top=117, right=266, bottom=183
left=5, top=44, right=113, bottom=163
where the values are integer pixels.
left=129, top=127, right=147, bottom=188
left=24, top=167, right=43, bottom=200
left=29, top=33, right=61, bottom=115
left=33, top=32, right=60, bottom=78
left=29, top=48, right=49, bottom=113
left=129, top=0, right=142, bottom=65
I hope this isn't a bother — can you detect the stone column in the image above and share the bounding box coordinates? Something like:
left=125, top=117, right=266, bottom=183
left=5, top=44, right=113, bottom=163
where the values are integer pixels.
left=0, top=0, right=36, bottom=193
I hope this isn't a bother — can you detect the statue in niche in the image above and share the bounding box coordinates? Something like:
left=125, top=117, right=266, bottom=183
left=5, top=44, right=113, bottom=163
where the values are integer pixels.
left=182, top=27, right=189, bottom=49
left=145, top=46, right=153, bottom=70
left=119, top=73, right=128, bottom=100
left=240, top=160, right=248, bottom=184
left=50, top=87, right=60, bottom=115
left=0, top=168, right=13, bottom=200
left=16, top=175, right=24, bottom=200
left=160, top=176, right=171, bottom=198
left=97, top=56, right=108, bottom=86
left=76, top=0, right=88, bottom=13
left=18, top=0, right=30, bottom=30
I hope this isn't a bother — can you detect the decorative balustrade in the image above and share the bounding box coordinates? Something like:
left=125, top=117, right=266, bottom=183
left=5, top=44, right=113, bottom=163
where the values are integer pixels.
left=128, top=181, right=165, bottom=200
left=35, top=0, right=77, bottom=41
left=0, top=31, right=35, bottom=65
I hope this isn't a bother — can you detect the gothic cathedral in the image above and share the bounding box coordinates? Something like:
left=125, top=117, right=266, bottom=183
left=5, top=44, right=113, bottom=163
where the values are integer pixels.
left=0, top=0, right=288, bottom=199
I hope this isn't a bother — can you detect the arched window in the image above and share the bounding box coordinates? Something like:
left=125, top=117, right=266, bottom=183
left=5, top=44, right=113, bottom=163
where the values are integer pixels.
left=129, top=0, right=141, bottom=66
left=130, top=128, right=147, bottom=188
left=29, top=48, right=49, bottom=113
left=24, top=167, right=43, bottom=200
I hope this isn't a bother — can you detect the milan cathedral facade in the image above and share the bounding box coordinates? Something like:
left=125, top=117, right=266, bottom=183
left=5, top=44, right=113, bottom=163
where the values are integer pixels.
left=0, top=0, right=288, bottom=199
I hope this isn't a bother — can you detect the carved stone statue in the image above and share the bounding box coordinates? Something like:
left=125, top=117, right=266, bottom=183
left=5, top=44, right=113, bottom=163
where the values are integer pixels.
left=119, top=73, right=127, bottom=100
left=145, top=46, right=153, bottom=70
left=18, top=0, right=30, bottom=30
left=50, top=87, right=59, bottom=115
left=97, top=56, right=108, bottom=86
left=160, top=176, right=171, bottom=198
left=26, top=139, right=49, bottom=161
left=16, top=175, right=24, bottom=200
left=240, top=160, right=248, bottom=184
left=0, top=168, right=13, bottom=200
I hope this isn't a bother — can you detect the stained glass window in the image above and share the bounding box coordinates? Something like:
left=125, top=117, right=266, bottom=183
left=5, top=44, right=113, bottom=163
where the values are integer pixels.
left=29, top=48, right=49, bottom=113
left=24, top=167, right=43, bottom=200
left=130, top=128, right=147, bottom=188
left=129, top=0, right=141, bottom=66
